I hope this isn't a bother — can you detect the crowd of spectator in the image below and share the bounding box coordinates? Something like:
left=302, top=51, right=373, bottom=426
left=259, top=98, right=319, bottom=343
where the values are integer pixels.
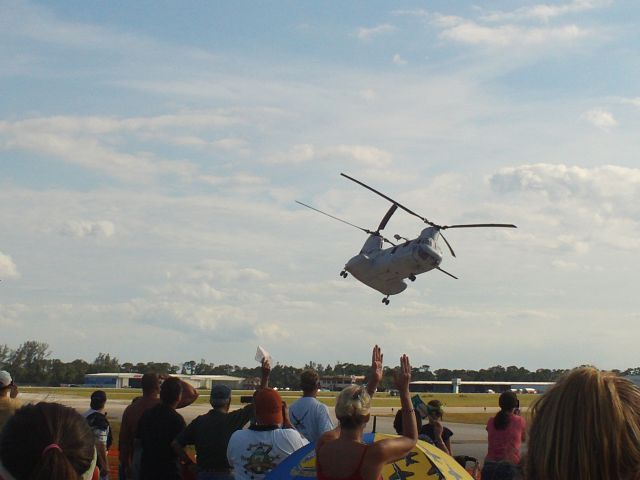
left=2, top=354, right=640, bottom=480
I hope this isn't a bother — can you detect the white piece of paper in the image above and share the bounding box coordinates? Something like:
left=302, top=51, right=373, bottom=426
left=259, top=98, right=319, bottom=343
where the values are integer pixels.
left=255, top=345, right=272, bottom=364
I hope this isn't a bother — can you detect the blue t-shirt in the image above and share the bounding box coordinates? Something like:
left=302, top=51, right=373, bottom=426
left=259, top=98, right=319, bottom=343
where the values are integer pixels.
left=288, top=396, right=334, bottom=443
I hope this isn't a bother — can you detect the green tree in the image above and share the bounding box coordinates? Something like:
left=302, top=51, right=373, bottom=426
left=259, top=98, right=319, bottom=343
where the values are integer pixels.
left=89, top=353, right=120, bottom=373
left=9, top=341, right=51, bottom=383
left=182, top=360, right=196, bottom=375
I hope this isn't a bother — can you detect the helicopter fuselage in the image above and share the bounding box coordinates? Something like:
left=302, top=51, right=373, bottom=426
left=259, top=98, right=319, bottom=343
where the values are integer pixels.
left=345, top=227, right=443, bottom=296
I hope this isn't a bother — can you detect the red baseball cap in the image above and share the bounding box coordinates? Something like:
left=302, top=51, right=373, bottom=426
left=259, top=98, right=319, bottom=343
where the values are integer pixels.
left=254, top=388, right=283, bottom=425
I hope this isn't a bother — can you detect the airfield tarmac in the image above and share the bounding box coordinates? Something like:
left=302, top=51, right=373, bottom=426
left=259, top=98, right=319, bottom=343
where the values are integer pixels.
left=20, top=393, right=501, bottom=460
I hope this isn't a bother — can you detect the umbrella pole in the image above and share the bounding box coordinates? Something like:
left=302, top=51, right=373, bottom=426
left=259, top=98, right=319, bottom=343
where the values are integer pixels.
left=372, top=415, right=377, bottom=433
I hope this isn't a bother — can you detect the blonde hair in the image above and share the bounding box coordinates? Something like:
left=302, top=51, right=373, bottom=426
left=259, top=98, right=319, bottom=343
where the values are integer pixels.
left=526, top=367, right=640, bottom=480
left=335, top=385, right=371, bottom=428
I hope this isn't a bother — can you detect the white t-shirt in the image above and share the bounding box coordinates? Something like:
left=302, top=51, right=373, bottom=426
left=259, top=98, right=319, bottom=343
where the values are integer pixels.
left=227, top=428, right=308, bottom=480
left=288, top=396, right=334, bottom=443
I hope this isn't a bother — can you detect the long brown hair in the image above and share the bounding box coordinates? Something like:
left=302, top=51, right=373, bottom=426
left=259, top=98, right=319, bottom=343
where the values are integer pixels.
left=0, top=402, right=96, bottom=480
left=494, top=391, right=518, bottom=430
left=526, top=367, right=640, bottom=480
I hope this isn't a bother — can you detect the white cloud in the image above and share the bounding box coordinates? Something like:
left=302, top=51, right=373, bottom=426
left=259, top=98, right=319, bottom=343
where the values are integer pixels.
left=392, top=53, right=407, bottom=66
left=253, top=323, right=292, bottom=341
left=551, top=259, right=578, bottom=270
left=490, top=164, right=640, bottom=200
left=354, top=24, right=396, bottom=40
left=267, top=144, right=392, bottom=168
left=324, top=145, right=392, bottom=168
left=151, top=282, right=224, bottom=301
left=619, top=97, right=640, bottom=108
left=360, top=89, right=377, bottom=101
left=266, top=144, right=316, bottom=165
left=481, top=0, right=612, bottom=23
left=0, top=114, right=232, bottom=182
left=213, top=137, right=250, bottom=153
left=0, top=252, right=18, bottom=278
left=440, top=22, right=586, bottom=47
left=391, top=9, right=430, bottom=20
left=488, top=164, right=640, bottom=254
left=59, top=220, right=115, bottom=238
left=430, top=14, right=465, bottom=29
left=581, top=108, right=618, bottom=129
left=0, top=0, right=216, bottom=62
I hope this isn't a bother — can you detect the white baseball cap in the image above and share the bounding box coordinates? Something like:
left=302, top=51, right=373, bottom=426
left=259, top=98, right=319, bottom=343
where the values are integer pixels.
left=0, top=371, right=12, bottom=388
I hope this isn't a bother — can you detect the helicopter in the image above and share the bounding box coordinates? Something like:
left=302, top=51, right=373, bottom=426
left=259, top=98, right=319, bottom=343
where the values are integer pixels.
left=296, top=173, right=517, bottom=305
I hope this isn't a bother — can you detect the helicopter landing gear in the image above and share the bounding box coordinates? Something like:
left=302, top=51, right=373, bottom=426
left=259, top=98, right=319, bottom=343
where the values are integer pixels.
left=340, top=270, right=348, bottom=278
left=408, top=274, right=416, bottom=282
left=382, top=296, right=390, bottom=305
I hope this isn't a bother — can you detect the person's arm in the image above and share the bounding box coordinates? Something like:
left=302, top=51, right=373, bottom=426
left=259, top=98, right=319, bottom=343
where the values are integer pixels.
left=282, top=401, right=295, bottom=429
left=319, top=404, right=335, bottom=434
left=366, top=345, right=383, bottom=397
left=445, top=436, right=452, bottom=455
left=106, top=421, right=113, bottom=450
left=9, top=383, right=18, bottom=399
left=96, top=443, right=108, bottom=475
left=371, top=355, right=417, bottom=463
left=176, top=379, right=199, bottom=408
left=432, top=422, right=450, bottom=455
left=118, top=408, right=132, bottom=473
left=171, top=440, right=195, bottom=467
left=260, top=358, right=271, bottom=389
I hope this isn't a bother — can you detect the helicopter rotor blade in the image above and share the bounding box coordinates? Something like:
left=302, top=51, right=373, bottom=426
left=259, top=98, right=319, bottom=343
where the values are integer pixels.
left=377, top=204, right=398, bottom=232
left=295, top=201, right=372, bottom=234
left=436, top=267, right=458, bottom=280
left=441, top=223, right=517, bottom=229
left=340, top=173, right=436, bottom=226
left=439, top=231, right=456, bottom=258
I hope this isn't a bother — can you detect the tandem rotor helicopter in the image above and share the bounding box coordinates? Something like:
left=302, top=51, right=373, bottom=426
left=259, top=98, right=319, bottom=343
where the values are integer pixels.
left=296, top=173, right=517, bottom=305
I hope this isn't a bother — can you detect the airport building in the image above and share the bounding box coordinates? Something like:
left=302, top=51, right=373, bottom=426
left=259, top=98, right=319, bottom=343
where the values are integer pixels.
left=320, top=375, right=366, bottom=391
left=410, top=379, right=554, bottom=394
left=84, top=373, right=245, bottom=389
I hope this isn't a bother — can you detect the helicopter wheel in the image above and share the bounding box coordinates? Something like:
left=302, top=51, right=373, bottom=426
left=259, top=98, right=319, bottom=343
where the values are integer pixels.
left=340, top=270, right=348, bottom=278
left=382, top=297, right=390, bottom=305
left=409, top=274, right=416, bottom=282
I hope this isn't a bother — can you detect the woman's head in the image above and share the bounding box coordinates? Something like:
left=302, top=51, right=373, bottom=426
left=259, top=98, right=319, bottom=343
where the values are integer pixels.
left=427, top=399, right=444, bottom=420
left=526, top=367, right=640, bottom=480
left=0, top=402, right=97, bottom=480
left=494, top=391, right=518, bottom=430
left=393, top=408, right=422, bottom=435
left=499, top=390, right=518, bottom=410
left=335, top=385, right=371, bottom=429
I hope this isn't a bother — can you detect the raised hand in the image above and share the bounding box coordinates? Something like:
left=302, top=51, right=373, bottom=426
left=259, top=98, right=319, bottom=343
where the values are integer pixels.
left=371, top=344, right=383, bottom=384
left=261, top=358, right=271, bottom=376
left=367, top=345, right=383, bottom=396
left=393, top=354, right=412, bottom=392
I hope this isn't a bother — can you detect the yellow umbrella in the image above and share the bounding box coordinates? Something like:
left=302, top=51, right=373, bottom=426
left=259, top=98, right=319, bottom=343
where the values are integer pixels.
left=274, top=433, right=473, bottom=480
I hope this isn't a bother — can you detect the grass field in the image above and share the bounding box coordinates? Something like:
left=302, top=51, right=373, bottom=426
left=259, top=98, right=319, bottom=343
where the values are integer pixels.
left=21, top=386, right=538, bottom=409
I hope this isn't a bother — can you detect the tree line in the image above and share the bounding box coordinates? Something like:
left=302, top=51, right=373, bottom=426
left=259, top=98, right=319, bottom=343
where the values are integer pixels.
left=1, top=340, right=636, bottom=389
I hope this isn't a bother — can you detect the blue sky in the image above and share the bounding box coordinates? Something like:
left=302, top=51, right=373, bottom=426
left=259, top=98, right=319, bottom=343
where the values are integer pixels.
left=2, top=0, right=640, bottom=370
